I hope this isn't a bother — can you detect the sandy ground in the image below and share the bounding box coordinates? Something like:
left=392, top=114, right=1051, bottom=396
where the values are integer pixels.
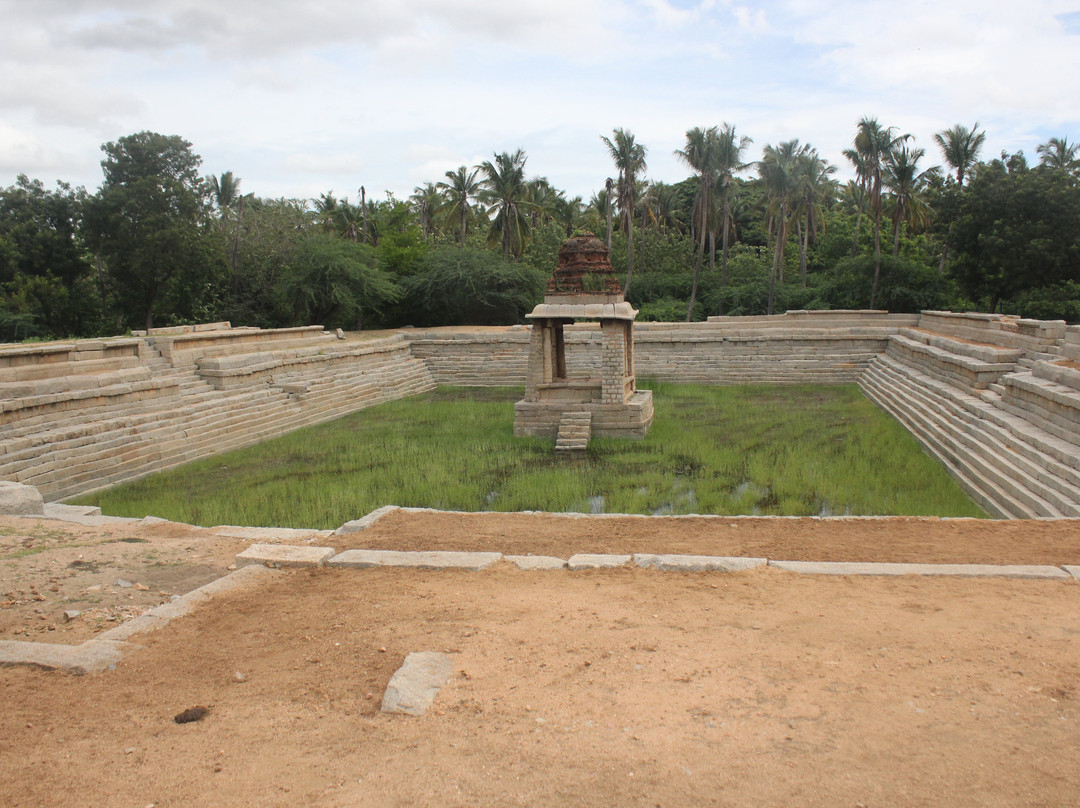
left=1, top=511, right=1079, bottom=807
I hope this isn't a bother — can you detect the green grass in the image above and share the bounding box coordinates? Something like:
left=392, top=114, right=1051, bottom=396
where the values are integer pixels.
left=74, top=384, right=987, bottom=528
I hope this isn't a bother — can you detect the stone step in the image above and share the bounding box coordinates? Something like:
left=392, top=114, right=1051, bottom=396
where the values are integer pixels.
left=861, top=357, right=1079, bottom=518
left=555, top=410, right=592, bottom=453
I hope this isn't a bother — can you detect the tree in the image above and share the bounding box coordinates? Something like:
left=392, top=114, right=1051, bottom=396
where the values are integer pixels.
left=949, top=159, right=1080, bottom=313
left=601, top=128, right=647, bottom=294
left=933, top=122, right=985, bottom=272
left=0, top=176, right=93, bottom=339
left=437, top=166, right=481, bottom=247
left=477, top=149, right=533, bottom=259
left=933, top=123, right=985, bottom=188
left=410, top=182, right=441, bottom=240
left=82, top=132, right=216, bottom=331
left=1036, top=136, right=1080, bottom=173
left=758, top=140, right=805, bottom=314
left=675, top=126, right=719, bottom=320
left=278, top=234, right=399, bottom=329
left=715, top=124, right=753, bottom=305
left=882, top=145, right=937, bottom=257
left=851, top=117, right=909, bottom=308
left=791, top=147, right=836, bottom=286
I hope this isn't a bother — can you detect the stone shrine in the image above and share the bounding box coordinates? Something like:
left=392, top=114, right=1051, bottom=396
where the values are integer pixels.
left=513, top=232, right=653, bottom=450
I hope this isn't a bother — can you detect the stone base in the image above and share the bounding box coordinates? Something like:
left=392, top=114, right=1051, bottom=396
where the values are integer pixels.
left=513, top=390, right=653, bottom=440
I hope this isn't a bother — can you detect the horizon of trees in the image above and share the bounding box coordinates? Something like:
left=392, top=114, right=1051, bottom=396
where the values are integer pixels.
left=2, top=122, right=1079, bottom=342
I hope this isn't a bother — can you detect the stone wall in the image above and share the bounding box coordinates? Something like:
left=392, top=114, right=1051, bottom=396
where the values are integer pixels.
left=2, top=311, right=1079, bottom=519
left=0, top=325, right=434, bottom=501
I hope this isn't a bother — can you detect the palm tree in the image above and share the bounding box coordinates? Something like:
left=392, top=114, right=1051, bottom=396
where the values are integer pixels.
left=842, top=147, right=869, bottom=257
left=759, top=140, right=805, bottom=315
left=791, top=148, right=837, bottom=286
left=437, top=166, right=481, bottom=247
left=601, top=128, right=647, bottom=294
left=933, top=122, right=985, bottom=188
left=882, top=145, right=938, bottom=256
left=208, top=171, right=241, bottom=228
left=933, top=123, right=985, bottom=272
left=852, top=117, right=909, bottom=308
left=604, top=177, right=614, bottom=250
left=675, top=126, right=718, bottom=319
left=715, top=124, right=753, bottom=305
left=1036, top=136, right=1080, bottom=172
left=409, top=182, right=441, bottom=240
left=476, top=149, right=533, bottom=259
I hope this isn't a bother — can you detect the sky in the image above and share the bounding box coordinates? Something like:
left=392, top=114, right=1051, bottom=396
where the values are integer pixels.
left=3, top=0, right=1080, bottom=205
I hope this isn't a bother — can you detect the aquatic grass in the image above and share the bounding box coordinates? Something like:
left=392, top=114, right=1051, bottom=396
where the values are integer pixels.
left=75, top=384, right=987, bottom=527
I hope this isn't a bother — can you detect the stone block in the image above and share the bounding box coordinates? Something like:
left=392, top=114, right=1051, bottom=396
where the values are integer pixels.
left=633, top=554, right=767, bottom=572
left=332, top=505, right=401, bottom=535
left=1063, top=565, right=1080, bottom=580
left=381, top=651, right=454, bottom=716
left=0, top=481, right=44, bottom=515
left=567, top=554, right=632, bottom=569
left=504, top=555, right=567, bottom=570
left=328, top=549, right=502, bottom=570
left=235, top=543, right=336, bottom=568
left=768, top=560, right=1070, bottom=579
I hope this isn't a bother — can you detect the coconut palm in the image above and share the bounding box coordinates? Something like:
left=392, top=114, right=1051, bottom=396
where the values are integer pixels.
left=791, top=148, right=837, bottom=286
left=409, top=182, right=441, bottom=240
left=715, top=124, right=753, bottom=303
left=759, top=140, right=806, bottom=314
left=1036, top=136, right=1080, bottom=172
left=601, top=128, right=647, bottom=294
left=604, top=177, right=614, bottom=249
left=476, top=149, right=533, bottom=259
left=675, top=126, right=718, bottom=319
left=933, top=123, right=985, bottom=272
left=852, top=117, right=910, bottom=308
left=842, top=147, right=870, bottom=258
left=933, top=123, right=985, bottom=188
left=882, top=145, right=938, bottom=256
left=437, top=166, right=481, bottom=247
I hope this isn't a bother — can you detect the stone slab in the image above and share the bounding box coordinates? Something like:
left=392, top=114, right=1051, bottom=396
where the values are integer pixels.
left=211, top=525, right=333, bottom=542
left=1063, top=565, right=1080, bottom=580
left=768, top=560, right=1071, bottom=579
left=634, top=554, right=767, bottom=572
left=333, top=505, right=401, bottom=535
left=381, top=651, right=454, bottom=716
left=43, top=502, right=101, bottom=518
left=567, top=554, right=632, bottom=570
left=235, top=543, right=336, bottom=568
left=0, top=481, right=44, bottom=516
left=0, top=638, right=136, bottom=675
left=504, top=555, right=567, bottom=570
left=328, top=550, right=502, bottom=571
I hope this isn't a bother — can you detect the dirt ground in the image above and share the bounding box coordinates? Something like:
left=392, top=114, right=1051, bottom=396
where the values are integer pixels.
left=1, top=511, right=1079, bottom=807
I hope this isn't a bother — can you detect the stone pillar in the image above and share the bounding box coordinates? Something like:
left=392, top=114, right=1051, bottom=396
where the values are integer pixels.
left=600, top=320, right=627, bottom=404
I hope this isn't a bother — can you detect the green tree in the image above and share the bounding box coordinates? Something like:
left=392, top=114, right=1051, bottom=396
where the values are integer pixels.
left=477, top=149, right=533, bottom=259
left=949, top=160, right=1080, bottom=313
left=410, top=182, right=441, bottom=240
left=601, top=128, right=647, bottom=294
left=278, top=234, right=399, bottom=329
left=715, top=124, right=753, bottom=303
left=675, top=126, right=719, bottom=320
left=758, top=140, right=805, bottom=314
left=933, top=122, right=986, bottom=272
left=791, top=147, right=836, bottom=286
left=882, top=145, right=937, bottom=257
left=82, top=132, right=218, bottom=331
left=1036, top=136, right=1079, bottom=173
left=436, top=166, right=481, bottom=247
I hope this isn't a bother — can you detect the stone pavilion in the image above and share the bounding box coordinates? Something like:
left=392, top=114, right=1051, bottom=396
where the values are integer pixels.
left=513, top=232, right=653, bottom=450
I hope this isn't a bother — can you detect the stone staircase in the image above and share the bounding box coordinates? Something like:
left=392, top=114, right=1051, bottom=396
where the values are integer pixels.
left=859, top=320, right=1080, bottom=519
left=0, top=327, right=435, bottom=501
left=555, top=411, right=592, bottom=453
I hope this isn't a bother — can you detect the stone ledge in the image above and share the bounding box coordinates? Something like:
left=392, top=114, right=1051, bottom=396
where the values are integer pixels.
left=567, top=553, right=632, bottom=569
left=504, top=555, right=568, bottom=570
left=0, top=638, right=138, bottom=675
left=768, top=560, right=1070, bottom=579
left=328, top=549, right=502, bottom=570
left=333, top=505, right=401, bottom=535
left=634, top=554, right=767, bottom=572
left=235, top=543, right=337, bottom=568
left=1063, top=565, right=1080, bottom=580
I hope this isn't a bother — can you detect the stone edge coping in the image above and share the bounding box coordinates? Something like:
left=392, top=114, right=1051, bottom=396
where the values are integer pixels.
left=236, top=543, right=1080, bottom=581
left=0, top=565, right=281, bottom=675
